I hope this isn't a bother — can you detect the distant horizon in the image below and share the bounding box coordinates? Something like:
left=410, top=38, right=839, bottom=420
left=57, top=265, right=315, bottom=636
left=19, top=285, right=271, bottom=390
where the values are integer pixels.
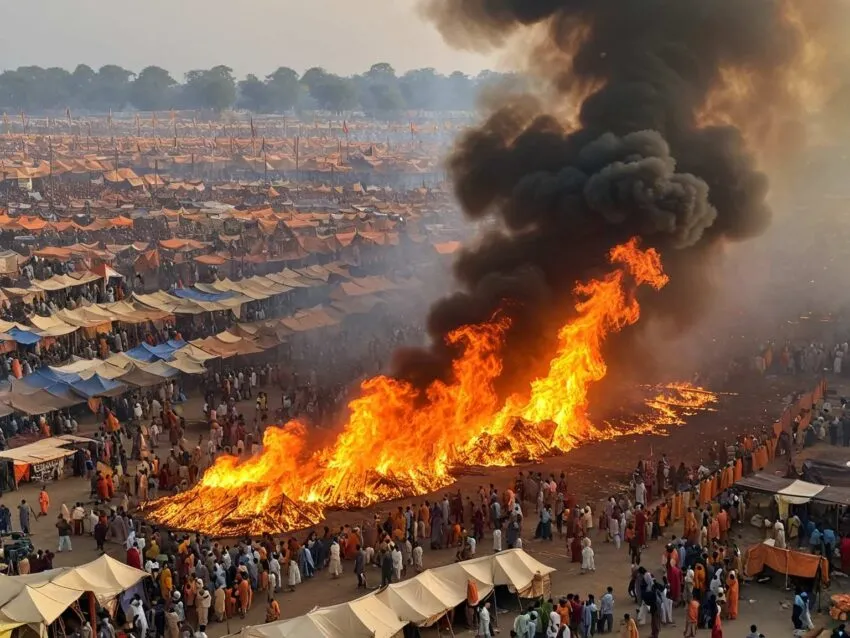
left=0, top=0, right=499, bottom=79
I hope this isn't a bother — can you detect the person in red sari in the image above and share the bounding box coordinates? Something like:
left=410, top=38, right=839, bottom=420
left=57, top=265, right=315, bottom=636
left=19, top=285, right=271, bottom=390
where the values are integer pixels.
left=159, top=465, right=171, bottom=491
left=635, top=506, right=647, bottom=547
left=571, top=534, right=582, bottom=563
left=711, top=611, right=723, bottom=638
left=841, top=534, right=850, bottom=574
left=667, top=561, right=682, bottom=606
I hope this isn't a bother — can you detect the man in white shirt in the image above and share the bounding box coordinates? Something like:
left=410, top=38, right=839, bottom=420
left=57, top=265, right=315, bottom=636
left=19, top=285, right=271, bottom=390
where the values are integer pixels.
left=478, top=602, right=492, bottom=638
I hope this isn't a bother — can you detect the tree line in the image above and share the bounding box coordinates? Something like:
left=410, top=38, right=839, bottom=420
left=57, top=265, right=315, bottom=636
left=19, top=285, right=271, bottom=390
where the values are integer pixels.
left=0, top=62, right=522, bottom=114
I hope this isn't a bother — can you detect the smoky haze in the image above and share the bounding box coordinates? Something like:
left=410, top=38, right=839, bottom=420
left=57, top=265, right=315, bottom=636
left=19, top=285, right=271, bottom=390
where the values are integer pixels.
left=391, top=0, right=850, bottom=392
left=0, top=0, right=492, bottom=78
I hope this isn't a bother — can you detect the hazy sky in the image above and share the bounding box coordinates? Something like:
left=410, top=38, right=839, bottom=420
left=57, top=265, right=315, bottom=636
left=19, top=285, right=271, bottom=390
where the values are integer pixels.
left=0, top=0, right=498, bottom=79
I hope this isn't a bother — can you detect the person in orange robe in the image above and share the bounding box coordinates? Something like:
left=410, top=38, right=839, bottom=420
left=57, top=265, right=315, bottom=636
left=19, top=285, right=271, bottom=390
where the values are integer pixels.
left=693, top=563, right=706, bottom=598
left=709, top=515, right=720, bottom=542
left=237, top=576, right=251, bottom=617
left=683, top=508, right=698, bottom=543
left=105, top=473, right=115, bottom=498
left=717, top=509, right=729, bottom=542
left=726, top=572, right=739, bottom=620
left=623, top=613, right=639, bottom=638
left=37, top=487, right=49, bottom=517
left=10, top=358, right=21, bottom=379
left=684, top=595, right=699, bottom=637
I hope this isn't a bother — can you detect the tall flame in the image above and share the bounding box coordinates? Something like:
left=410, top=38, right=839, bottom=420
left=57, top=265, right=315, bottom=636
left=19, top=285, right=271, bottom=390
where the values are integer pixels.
left=143, top=239, right=684, bottom=536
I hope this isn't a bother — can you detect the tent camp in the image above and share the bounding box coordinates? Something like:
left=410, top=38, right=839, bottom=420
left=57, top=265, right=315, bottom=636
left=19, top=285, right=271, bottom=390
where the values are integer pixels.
left=237, top=549, right=554, bottom=638
left=0, top=554, right=148, bottom=635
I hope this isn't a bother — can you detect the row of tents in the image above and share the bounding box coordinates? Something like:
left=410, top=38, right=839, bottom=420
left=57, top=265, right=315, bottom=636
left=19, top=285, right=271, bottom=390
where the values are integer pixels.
left=239, top=549, right=554, bottom=638
left=0, top=341, right=214, bottom=416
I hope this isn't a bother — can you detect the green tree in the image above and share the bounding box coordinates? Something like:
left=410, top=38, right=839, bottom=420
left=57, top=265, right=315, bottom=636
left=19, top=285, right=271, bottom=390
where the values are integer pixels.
left=311, top=75, right=357, bottom=112
left=400, top=68, right=442, bottom=109
left=369, top=83, right=405, bottom=112
left=365, top=62, right=397, bottom=82
left=92, top=65, right=134, bottom=110
left=300, top=67, right=328, bottom=93
left=130, top=66, right=176, bottom=111
left=238, top=74, right=271, bottom=112
left=265, top=67, right=300, bottom=112
left=184, top=66, right=236, bottom=111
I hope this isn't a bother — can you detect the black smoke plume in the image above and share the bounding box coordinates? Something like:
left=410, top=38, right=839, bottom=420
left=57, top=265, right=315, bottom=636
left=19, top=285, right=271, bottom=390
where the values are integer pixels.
left=393, top=0, right=846, bottom=391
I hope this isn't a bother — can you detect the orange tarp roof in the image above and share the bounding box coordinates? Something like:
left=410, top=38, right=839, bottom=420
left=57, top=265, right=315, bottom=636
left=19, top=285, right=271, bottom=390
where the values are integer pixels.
left=434, top=241, right=462, bottom=255
left=110, top=216, right=134, bottom=228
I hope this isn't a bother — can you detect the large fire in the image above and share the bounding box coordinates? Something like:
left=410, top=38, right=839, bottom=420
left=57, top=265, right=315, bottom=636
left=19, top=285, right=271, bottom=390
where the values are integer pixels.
left=142, top=239, right=717, bottom=536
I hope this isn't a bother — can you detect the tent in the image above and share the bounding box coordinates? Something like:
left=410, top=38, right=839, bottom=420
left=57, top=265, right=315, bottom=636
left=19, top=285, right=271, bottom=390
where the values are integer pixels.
left=745, top=540, right=829, bottom=586
left=735, top=473, right=850, bottom=506
left=239, top=550, right=554, bottom=638
left=241, top=593, right=405, bottom=638
left=0, top=555, right=148, bottom=632
left=68, top=374, right=128, bottom=399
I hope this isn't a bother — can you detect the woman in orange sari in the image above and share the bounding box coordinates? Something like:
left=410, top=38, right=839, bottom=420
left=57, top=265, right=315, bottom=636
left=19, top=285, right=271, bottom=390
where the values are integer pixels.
left=726, top=571, right=739, bottom=619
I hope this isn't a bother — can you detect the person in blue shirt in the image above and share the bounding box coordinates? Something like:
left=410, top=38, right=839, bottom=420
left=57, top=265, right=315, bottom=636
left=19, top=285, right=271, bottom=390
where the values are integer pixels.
left=810, top=527, right=823, bottom=555
left=823, top=527, right=837, bottom=561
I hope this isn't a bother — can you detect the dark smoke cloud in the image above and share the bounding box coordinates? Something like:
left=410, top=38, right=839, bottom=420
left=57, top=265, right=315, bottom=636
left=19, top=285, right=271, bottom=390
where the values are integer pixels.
left=395, top=0, right=848, bottom=389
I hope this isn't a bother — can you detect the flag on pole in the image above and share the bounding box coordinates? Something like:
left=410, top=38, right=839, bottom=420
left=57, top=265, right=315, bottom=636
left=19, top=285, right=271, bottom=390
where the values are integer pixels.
left=170, top=109, right=176, bottom=123
left=343, top=120, right=349, bottom=136
left=66, top=108, right=72, bottom=126
left=107, top=109, right=113, bottom=128
left=250, top=116, right=256, bottom=139
left=135, top=114, right=141, bottom=137
left=409, top=121, right=417, bottom=135
left=152, top=112, right=158, bottom=130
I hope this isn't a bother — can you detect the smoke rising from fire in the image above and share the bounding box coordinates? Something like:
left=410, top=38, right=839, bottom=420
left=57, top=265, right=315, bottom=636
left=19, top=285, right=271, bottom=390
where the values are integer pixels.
left=400, top=0, right=849, bottom=388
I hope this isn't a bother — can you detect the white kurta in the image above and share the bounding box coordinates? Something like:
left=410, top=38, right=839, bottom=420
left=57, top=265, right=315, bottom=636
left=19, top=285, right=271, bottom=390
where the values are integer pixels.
left=328, top=543, right=342, bottom=577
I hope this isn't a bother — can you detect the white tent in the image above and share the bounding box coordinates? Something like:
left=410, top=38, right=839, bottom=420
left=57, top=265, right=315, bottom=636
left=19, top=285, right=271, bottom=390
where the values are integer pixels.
left=0, top=555, right=148, bottom=633
left=242, top=593, right=405, bottom=638
left=239, top=549, right=555, bottom=637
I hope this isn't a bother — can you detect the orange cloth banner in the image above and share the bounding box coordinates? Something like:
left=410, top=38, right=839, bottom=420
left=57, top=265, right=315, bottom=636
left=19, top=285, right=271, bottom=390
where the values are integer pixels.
left=745, top=543, right=829, bottom=585
left=13, top=463, right=29, bottom=485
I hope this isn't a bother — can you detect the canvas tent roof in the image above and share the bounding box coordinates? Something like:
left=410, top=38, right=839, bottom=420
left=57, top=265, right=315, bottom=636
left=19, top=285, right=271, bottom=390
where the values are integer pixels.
left=734, top=473, right=850, bottom=506
left=0, top=555, right=148, bottom=627
left=241, top=593, right=405, bottom=638
left=239, top=550, right=553, bottom=637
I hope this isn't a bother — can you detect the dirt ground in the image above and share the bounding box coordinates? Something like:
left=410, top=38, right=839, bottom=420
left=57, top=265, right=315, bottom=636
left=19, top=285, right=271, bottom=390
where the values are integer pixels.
left=6, top=370, right=844, bottom=636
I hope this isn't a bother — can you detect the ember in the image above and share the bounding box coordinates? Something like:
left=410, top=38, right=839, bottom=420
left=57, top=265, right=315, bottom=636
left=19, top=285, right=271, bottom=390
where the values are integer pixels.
left=142, top=239, right=717, bottom=537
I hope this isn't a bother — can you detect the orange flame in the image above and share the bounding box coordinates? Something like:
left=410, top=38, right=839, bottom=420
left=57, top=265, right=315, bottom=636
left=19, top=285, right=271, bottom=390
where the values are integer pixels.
left=143, top=239, right=688, bottom=536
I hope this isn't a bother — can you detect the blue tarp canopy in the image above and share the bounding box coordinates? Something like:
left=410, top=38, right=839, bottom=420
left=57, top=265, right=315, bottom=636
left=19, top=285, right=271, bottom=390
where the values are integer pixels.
left=43, top=382, right=85, bottom=405
left=7, top=327, right=41, bottom=345
left=124, top=345, right=159, bottom=363
left=127, top=341, right=186, bottom=362
left=20, top=368, right=81, bottom=389
left=70, top=374, right=127, bottom=399
left=172, top=289, right=234, bottom=302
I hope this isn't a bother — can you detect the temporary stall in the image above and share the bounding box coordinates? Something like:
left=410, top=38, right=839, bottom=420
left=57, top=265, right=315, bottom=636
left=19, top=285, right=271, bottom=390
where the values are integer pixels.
left=238, top=550, right=554, bottom=638
left=0, top=555, right=148, bottom=635
left=0, top=436, right=93, bottom=485
left=241, top=594, right=405, bottom=638
left=745, top=540, right=829, bottom=586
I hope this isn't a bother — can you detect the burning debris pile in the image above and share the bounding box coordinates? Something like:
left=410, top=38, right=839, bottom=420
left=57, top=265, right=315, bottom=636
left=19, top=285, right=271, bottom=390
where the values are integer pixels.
left=143, top=0, right=849, bottom=536
left=143, top=243, right=716, bottom=537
